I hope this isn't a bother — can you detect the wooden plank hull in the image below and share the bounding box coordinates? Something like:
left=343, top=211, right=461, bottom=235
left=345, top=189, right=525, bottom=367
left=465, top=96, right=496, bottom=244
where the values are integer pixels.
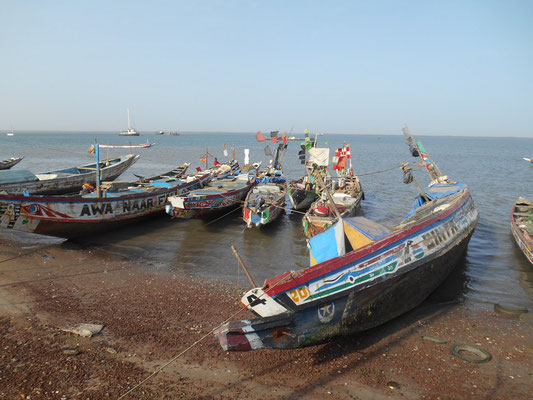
left=510, top=197, right=533, bottom=265
left=0, top=173, right=211, bottom=238
left=215, top=187, right=478, bottom=351
left=288, top=185, right=318, bottom=211
left=243, top=183, right=287, bottom=227
left=303, top=193, right=363, bottom=238
left=0, top=155, right=138, bottom=195
left=166, top=179, right=255, bottom=219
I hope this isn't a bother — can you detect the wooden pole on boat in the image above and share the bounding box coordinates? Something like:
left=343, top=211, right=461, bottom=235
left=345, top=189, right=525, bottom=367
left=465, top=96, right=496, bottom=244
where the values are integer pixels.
left=402, top=163, right=429, bottom=202
left=94, top=140, right=101, bottom=198
left=231, top=245, right=257, bottom=288
left=315, top=174, right=342, bottom=220
left=205, top=147, right=209, bottom=170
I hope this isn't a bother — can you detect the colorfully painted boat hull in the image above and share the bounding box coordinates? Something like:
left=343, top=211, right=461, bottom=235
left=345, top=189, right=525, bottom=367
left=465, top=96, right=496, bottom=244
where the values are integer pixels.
left=510, top=197, right=533, bottom=265
left=243, top=183, right=287, bottom=227
left=166, top=178, right=255, bottom=219
left=215, top=185, right=478, bottom=351
left=0, top=173, right=211, bottom=238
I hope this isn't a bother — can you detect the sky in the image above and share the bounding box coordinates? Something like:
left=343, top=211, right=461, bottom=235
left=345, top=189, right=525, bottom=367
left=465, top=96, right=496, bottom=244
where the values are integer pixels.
left=1, top=0, right=532, bottom=136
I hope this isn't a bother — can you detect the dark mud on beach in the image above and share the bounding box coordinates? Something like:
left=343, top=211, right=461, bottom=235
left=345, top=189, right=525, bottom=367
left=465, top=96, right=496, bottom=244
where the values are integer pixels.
left=1, top=238, right=532, bottom=399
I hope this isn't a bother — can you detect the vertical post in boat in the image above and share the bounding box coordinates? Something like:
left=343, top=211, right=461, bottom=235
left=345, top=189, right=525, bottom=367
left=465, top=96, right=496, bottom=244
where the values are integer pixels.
left=95, top=140, right=101, bottom=198
left=205, top=147, right=209, bottom=169
left=232, top=144, right=236, bottom=162
left=231, top=245, right=257, bottom=288
left=315, top=174, right=342, bottom=220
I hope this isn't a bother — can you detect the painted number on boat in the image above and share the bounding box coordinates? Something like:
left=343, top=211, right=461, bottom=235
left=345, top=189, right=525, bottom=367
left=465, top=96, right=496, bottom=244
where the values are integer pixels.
left=289, top=286, right=310, bottom=304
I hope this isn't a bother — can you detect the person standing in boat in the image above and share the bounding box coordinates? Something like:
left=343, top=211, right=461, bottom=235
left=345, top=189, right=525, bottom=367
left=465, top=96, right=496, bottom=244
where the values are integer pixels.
left=214, top=158, right=221, bottom=166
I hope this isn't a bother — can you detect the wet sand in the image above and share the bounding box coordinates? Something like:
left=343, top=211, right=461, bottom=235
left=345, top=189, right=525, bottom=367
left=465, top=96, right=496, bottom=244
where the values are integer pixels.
left=0, top=237, right=532, bottom=399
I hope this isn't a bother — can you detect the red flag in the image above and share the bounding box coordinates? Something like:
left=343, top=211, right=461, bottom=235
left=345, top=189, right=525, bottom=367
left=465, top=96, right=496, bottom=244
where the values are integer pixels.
left=271, top=136, right=278, bottom=144
left=256, top=131, right=266, bottom=142
left=281, top=132, right=287, bottom=144
left=196, top=167, right=202, bottom=172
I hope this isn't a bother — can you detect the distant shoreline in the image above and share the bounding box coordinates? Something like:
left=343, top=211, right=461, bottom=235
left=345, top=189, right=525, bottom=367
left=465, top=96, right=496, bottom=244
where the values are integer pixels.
left=2, top=130, right=531, bottom=139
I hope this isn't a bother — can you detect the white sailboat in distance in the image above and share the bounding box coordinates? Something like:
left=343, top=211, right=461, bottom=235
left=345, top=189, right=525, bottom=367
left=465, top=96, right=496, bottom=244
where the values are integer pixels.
left=118, top=108, right=140, bottom=136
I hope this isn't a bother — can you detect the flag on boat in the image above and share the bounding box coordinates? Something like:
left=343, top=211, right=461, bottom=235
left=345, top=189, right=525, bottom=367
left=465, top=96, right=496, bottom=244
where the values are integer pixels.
left=333, top=144, right=351, bottom=170
left=256, top=131, right=266, bottom=142
left=200, top=157, right=207, bottom=163
left=272, top=136, right=278, bottom=144
left=223, top=145, right=229, bottom=157
left=270, top=130, right=279, bottom=138
left=281, top=132, right=287, bottom=144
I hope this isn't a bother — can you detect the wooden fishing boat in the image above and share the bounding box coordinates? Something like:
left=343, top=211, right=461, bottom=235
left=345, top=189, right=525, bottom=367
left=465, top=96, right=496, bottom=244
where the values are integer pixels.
left=0, top=154, right=138, bottom=195
left=0, top=170, right=213, bottom=238
left=215, top=180, right=479, bottom=351
left=303, top=144, right=363, bottom=238
left=243, top=171, right=287, bottom=228
left=288, top=147, right=331, bottom=211
left=0, top=157, right=23, bottom=170
left=166, top=172, right=256, bottom=219
left=511, top=197, right=533, bottom=265
left=134, top=163, right=190, bottom=182
left=96, top=140, right=153, bottom=149
left=303, top=175, right=364, bottom=238
left=243, top=144, right=288, bottom=228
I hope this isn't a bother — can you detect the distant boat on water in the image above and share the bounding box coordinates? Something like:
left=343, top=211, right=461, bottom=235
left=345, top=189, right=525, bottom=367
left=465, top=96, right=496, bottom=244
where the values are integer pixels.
left=118, top=108, right=140, bottom=136
left=168, top=131, right=179, bottom=136
left=154, top=130, right=164, bottom=135
left=94, top=140, right=153, bottom=149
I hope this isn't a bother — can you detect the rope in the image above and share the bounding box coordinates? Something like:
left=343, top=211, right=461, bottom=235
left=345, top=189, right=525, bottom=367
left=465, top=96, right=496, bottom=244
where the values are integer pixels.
left=117, top=246, right=294, bottom=399
left=356, top=163, right=404, bottom=177
left=117, top=295, right=253, bottom=400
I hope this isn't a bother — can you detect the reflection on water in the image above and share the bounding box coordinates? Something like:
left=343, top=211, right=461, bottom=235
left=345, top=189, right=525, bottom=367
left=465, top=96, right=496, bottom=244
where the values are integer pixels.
left=1, top=132, right=533, bottom=309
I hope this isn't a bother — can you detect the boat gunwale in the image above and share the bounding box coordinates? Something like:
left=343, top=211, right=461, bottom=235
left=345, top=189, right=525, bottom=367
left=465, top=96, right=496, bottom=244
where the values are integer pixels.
left=265, top=187, right=473, bottom=296
left=0, top=172, right=211, bottom=203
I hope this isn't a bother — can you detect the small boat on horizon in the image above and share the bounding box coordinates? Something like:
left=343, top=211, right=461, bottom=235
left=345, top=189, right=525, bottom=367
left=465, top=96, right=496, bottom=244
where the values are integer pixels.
left=93, top=140, right=153, bottom=149
left=118, top=108, right=140, bottom=136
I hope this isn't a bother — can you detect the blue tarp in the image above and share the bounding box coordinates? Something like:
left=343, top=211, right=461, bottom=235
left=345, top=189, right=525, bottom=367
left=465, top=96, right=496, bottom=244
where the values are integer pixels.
left=405, top=182, right=466, bottom=218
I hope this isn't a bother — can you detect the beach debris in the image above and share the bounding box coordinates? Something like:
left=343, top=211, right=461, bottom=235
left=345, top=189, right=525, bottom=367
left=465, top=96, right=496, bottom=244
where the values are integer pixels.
left=450, top=344, right=492, bottom=364
left=494, top=303, right=529, bottom=316
left=105, top=347, right=118, bottom=354
left=387, top=381, right=401, bottom=390
left=60, top=323, right=104, bottom=337
left=62, top=348, right=80, bottom=355
left=422, top=336, right=447, bottom=344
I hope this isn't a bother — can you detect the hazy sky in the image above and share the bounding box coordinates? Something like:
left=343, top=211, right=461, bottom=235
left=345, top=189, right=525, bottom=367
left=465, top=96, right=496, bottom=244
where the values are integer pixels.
left=1, top=0, right=532, bottom=136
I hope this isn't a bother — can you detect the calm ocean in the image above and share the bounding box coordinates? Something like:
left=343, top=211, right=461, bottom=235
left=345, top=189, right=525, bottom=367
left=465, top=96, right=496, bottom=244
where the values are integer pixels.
left=1, top=131, right=532, bottom=309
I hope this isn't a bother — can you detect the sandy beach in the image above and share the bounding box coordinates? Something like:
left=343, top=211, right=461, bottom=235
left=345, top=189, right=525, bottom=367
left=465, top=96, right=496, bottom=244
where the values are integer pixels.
left=1, top=235, right=532, bottom=400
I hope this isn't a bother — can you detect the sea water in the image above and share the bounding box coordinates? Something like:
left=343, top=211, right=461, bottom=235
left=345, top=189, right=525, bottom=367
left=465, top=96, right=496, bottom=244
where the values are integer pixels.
left=1, top=131, right=532, bottom=309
